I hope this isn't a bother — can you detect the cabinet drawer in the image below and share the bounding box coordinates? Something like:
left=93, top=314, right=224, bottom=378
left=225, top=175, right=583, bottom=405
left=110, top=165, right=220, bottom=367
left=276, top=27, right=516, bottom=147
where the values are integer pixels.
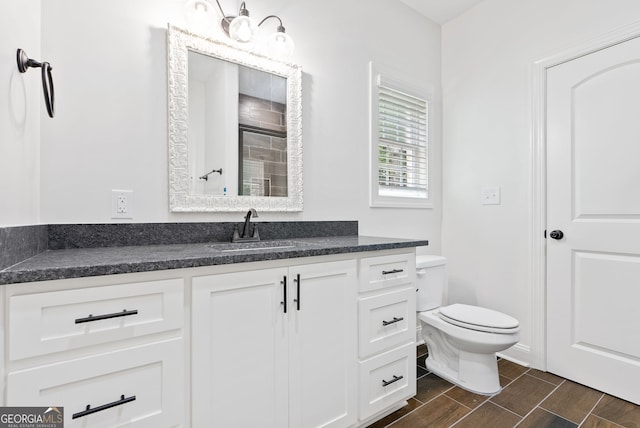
left=359, top=343, right=416, bottom=421
left=9, top=278, right=183, bottom=360
left=6, top=338, right=184, bottom=427
left=359, top=287, right=415, bottom=358
left=359, top=253, right=415, bottom=292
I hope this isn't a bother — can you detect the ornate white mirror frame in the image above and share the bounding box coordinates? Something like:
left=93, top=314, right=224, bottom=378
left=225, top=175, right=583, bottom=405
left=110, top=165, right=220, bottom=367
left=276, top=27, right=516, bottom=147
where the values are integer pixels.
left=167, top=24, right=303, bottom=212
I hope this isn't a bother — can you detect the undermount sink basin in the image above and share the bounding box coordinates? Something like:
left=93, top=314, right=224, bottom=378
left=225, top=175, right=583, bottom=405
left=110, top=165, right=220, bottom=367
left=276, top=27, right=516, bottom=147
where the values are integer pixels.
left=206, top=240, right=314, bottom=253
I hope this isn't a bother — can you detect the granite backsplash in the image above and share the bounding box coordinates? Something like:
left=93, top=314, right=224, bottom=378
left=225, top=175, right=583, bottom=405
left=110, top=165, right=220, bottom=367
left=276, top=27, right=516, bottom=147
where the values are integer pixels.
left=0, top=225, right=48, bottom=271
left=0, top=221, right=358, bottom=269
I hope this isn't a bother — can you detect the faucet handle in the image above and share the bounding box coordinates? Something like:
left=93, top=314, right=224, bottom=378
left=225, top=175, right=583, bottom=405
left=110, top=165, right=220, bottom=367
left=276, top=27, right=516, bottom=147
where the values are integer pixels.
left=252, top=224, right=260, bottom=240
left=231, top=224, right=241, bottom=242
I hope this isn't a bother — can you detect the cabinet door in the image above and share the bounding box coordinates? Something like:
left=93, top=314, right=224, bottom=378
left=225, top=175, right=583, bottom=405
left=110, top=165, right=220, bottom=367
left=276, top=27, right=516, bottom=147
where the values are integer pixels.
left=358, top=287, right=415, bottom=358
left=192, top=268, right=288, bottom=428
left=358, top=343, right=416, bottom=420
left=289, top=260, right=357, bottom=428
left=359, top=253, right=414, bottom=293
left=9, top=279, right=183, bottom=360
left=7, top=338, right=183, bottom=428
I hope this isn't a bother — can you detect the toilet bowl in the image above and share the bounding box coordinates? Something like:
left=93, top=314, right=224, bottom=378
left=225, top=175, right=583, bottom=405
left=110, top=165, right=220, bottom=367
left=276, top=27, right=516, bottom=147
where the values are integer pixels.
left=416, top=256, right=519, bottom=395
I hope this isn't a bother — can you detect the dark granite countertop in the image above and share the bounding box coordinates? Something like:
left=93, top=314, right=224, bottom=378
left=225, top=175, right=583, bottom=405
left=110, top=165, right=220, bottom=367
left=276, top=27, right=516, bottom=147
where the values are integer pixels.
left=0, top=235, right=428, bottom=285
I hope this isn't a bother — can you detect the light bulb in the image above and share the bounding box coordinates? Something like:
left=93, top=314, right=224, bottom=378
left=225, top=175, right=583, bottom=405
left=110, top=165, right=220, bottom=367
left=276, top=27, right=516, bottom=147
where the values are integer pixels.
left=229, top=14, right=257, bottom=43
left=267, top=28, right=295, bottom=61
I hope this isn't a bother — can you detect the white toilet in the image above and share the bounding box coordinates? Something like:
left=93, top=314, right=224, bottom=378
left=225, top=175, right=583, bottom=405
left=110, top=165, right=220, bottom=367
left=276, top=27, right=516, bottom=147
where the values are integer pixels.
left=416, top=255, right=520, bottom=395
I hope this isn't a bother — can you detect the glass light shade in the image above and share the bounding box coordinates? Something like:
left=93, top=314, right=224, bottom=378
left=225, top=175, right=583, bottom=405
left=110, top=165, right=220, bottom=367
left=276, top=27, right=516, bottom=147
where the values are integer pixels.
left=267, top=30, right=295, bottom=61
left=229, top=15, right=258, bottom=43
left=184, top=0, right=217, bottom=37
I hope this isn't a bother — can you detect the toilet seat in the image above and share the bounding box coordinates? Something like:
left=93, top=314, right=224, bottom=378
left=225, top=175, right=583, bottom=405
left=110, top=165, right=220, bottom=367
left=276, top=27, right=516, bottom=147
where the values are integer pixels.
left=439, top=304, right=520, bottom=334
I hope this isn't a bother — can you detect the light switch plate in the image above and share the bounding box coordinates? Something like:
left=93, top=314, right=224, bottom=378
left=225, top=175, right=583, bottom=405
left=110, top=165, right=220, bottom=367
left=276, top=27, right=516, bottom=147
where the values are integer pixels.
left=481, top=187, right=500, bottom=205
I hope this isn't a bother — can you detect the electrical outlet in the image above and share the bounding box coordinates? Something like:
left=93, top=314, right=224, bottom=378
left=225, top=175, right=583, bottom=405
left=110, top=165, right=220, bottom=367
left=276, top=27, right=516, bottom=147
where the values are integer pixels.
left=112, top=190, right=133, bottom=219
left=481, top=186, right=501, bottom=205
left=116, top=196, right=127, bottom=213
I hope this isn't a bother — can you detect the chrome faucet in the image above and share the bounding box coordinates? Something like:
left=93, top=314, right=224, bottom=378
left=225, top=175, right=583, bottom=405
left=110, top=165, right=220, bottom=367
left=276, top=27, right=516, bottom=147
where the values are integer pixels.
left=232, top=208, right=260, bottom=242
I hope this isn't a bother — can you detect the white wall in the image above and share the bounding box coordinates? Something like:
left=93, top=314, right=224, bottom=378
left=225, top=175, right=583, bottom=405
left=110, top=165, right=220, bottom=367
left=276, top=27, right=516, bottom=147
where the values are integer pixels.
left=34, top=0, right=441, bottom=251
left=442, top=0, right=640, bottom=364
left=0, top=0, right=41, bottom=227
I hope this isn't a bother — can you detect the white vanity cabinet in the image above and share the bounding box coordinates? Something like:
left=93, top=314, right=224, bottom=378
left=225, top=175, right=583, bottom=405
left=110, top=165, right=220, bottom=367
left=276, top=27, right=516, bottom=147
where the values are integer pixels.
left=191, top=259, right=358, bottom=428
left=1, top=247, right=418, bottom=428
left=3, top=277, right=185, bottom=428
left=357, top=253, right=417, bottom=424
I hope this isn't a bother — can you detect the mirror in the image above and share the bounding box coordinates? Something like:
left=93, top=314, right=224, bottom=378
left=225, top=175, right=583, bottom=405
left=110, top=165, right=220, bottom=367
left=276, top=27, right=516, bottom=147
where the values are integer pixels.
left=167, top=25, right=302, bottom=212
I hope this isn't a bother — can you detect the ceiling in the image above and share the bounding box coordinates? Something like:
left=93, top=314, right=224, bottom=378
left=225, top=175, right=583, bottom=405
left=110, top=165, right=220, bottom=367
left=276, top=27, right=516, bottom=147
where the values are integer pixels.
left=398, top=0, right=486, bottom=24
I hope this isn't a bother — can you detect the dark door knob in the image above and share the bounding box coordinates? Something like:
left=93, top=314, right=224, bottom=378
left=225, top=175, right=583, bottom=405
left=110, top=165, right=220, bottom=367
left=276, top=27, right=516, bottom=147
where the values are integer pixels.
left=549, top=230, right=564, bottom=240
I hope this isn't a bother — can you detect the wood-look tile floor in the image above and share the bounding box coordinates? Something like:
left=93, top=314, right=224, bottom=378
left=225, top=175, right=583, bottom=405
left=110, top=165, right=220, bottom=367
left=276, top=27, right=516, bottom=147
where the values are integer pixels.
left=367, top=345, right=640, bottom=428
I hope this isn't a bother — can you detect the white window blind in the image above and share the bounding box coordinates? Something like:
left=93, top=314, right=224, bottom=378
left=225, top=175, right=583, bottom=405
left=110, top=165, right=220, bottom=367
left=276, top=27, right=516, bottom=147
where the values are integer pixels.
left=376, top=81, right=428, bottom=201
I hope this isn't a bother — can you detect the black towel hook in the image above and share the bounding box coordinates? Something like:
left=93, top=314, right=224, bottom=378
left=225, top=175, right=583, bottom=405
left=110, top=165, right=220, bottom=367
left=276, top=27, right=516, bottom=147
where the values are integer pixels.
left=16, top=49, right=55, bottom=118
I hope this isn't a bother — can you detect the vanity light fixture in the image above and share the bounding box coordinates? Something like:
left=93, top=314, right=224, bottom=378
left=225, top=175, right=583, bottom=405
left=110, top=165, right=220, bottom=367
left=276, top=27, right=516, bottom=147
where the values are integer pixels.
left=212, top=0, right=295, bottom=61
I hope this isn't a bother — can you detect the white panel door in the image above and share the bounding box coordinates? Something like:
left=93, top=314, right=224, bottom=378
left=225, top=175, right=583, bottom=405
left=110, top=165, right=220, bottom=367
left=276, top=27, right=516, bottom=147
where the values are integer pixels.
left=547, top=35, right=640, bottom=405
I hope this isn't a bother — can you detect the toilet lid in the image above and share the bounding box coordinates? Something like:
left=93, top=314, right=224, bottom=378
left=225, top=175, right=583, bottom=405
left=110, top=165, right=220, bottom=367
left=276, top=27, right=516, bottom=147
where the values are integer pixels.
left=439, top=304, right=520, bottom=334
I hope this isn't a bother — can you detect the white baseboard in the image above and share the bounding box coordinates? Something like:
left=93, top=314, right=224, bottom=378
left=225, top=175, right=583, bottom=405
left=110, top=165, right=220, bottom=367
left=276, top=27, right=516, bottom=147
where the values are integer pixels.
left=498, top=343, right=531, bottom=367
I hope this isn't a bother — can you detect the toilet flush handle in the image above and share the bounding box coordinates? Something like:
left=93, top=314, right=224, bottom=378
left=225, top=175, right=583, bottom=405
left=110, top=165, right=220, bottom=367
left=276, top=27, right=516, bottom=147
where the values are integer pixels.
left=416, top=269, right=427, bottom=293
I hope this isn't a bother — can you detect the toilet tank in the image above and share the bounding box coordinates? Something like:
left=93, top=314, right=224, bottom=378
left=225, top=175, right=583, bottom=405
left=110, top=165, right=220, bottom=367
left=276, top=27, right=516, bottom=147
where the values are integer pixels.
left=416, top=255, right=447, bottom=312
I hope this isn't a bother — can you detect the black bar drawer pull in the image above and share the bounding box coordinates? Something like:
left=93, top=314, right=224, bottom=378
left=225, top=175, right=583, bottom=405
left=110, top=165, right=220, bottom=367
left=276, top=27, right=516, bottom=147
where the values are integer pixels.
left=281, top=276, right=287, bottom=314
left=72, top=394, right=136, bottom=419
left=382, top=375, right=404, bottom=387
left=75, top=309, right=138, bottom=324
left=294, top=273, right=301, bottom=311
left=382, top=317, right=404, bottom=326
left=382, top=269, right=404, bottom=275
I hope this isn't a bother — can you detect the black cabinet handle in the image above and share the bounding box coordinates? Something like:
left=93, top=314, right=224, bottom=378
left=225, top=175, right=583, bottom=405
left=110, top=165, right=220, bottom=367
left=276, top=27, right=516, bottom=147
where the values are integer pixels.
left=75, top=309, right=138, bottom=324
left=72, top=394, right=136, bottom=419
left=281, top=276, right=287, bottom=313
left=293, top=273, right=301, bottom=311
left=382, top=375, right=404, bottom=387
left=382, top=317, right=404, bottom=326
left=382, top=269, right=404, bottom=275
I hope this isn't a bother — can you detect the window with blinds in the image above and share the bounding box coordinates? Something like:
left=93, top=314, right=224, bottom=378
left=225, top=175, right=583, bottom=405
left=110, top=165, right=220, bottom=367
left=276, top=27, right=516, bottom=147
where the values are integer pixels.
left=370, top=64, right=429, bottom=208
